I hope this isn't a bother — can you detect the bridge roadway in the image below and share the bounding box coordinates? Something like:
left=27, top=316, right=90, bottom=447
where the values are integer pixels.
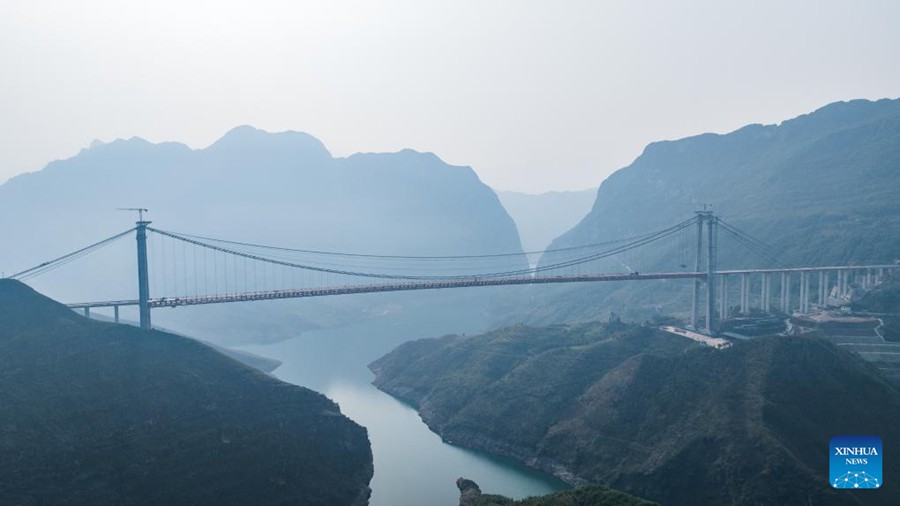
left=65, top=263, right=898, bottom=310
left=67, top=271, right=703, bottom=309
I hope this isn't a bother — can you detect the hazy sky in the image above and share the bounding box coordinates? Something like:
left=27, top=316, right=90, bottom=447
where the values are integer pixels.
left=2, top=1, right=899, bottom=193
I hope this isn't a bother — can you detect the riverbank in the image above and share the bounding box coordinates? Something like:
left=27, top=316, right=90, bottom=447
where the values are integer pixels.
left=369, top=321, right=900, bottom=505
left=237, top=312, right=567, bottom=506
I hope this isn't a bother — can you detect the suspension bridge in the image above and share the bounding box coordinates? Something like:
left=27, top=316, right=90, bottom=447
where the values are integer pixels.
left=7, top=210, right=897, bottom=335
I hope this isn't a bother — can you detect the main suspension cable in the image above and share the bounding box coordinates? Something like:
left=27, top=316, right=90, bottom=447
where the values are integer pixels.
left=160, top=227, right=669, bottom=260
left=8, top=227, right=137, bottom=281
left=148, top=217, right=698, bottom=281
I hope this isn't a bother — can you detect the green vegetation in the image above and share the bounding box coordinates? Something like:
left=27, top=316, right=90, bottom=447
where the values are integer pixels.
left=373, top=321, right=900, bottom=505
left=476, top=485, right=657, bottom=506
left=457, top=477, right=654, bottom=506
left=371, top=322, right=696, bottom=450
left=0, top=280, right=372, bottom=505
left=855, top=274, right=900, bottom=341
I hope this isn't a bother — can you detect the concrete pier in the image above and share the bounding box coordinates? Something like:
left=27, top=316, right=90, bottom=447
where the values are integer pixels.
left=801, top=271, right=810, bottom=314
left=739, top=273, right=748, bottom=314
left=780, top=272, right=788, bottom=313
left=720, top=275, right=728, bottom=319
left=818, top=271, right=826, bottom=306
left=785, top=273, right=792, bottom=313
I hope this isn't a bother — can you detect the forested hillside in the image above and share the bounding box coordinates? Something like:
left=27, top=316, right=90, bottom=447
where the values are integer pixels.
left=0, top=280, right=373, bottom=505
left=373, top=323, right=900, bottom=505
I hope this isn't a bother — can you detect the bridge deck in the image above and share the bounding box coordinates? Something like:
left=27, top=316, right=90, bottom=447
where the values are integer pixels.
left=67, top=271, right=703, bottom=309
left=65, top=263, right=898, bottom=310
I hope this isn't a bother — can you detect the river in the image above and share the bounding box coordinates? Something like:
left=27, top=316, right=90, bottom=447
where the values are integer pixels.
left=237, top=302, right=567, bottom=506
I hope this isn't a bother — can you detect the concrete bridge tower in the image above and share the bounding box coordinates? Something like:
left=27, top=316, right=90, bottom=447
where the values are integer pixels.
left=136, top=217, right=151, bottom=330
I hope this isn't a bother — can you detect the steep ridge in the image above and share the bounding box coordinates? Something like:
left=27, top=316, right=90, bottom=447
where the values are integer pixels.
left=0, top=279, right=372, bottom=505
left=0, top=126, right=521, bottom=262
left=0, top=127, right=525, bottom=344
left=853, top=275, right=900, bottom=383
left=371, top=322, right=900, bottom=505
left=528, top=98, right=900, bottom=323
left=456, top=477, right=656, bottom=506
left=855, top=275, right=900, bottom=340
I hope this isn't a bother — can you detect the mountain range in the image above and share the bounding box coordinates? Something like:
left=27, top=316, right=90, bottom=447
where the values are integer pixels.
left=522, top=97, right=900, bottom=324
left=0, top=126, right=525, bottom=344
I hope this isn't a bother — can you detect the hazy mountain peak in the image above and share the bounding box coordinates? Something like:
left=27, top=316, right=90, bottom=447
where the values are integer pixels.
left=637, top=97, right=900, bottom=161
left=397, top=147, right=435, bottom=158
left=347, top=147, right=441, bottom=163
left=206, top=125, right=331, bottom=159
left=343, top=148, right=477, bottom=182
left=70, top=136, right=190, bottom=164
left=89, top=136, right=152, bottom=150
left=797, top=97, right=896, bottom=122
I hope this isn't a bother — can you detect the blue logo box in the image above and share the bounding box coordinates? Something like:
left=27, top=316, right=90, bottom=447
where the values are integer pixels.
left=830, top=436, right=882, bottom=489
